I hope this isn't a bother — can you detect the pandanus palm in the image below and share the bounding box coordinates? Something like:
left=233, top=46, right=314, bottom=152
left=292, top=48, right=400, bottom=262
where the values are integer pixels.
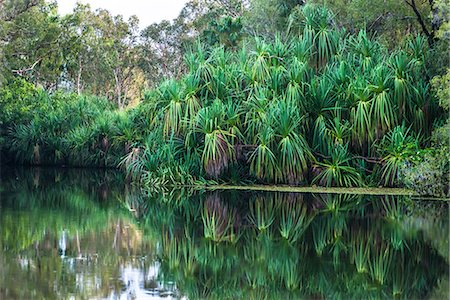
left=268, top=35, right=290, bottom=67
left=306, top=77, right=336, bottom=153
left=291, top=37, right=312, bottom=63
left=224, top=102, right=244, bottom=145
left=391, top=52, right=411, bottom=116
left=302, top=3, right=338, bottom=69
left=286, top=53, right=310, bottom=108
left=315, top=22, right=339, bottom=69
left=185, top=42, right=213, bottom=85
left=348, top=77, right=373, bottom=149
left=183, top=74, right=202, bottom=128
left=288, top=40, right=311, bottom=103
left=251, top=38, right=271, bottom=83
left=274, top=100, right=312, bottom=184
left=286, top=76, right=304, bottom=107
left=408, top=80, right=429, bottom=134
left=249, top=125, right=279, bottom=182
left=368, top=65, right=396, bottom=138
left=244, top=88, right=271, bottom=142
left=349, top=30, right=381, bottom=72
left=328, top=61, right=352, bottom=105
left=406, top=34, right=428, bottom=71
left=160, top=80, right=184, bottom=136
left=378, top=125, right=419, bottom=186
left=313, top=144, right=362, bottom=187
left=324, top=110, right=351, bottom=147
left=193, top=100, right=235, bottom=178
left=10, top=121, right=42, bottom=164
left=207, top=47, right=232, bottom=98
left=269, top=64, right=287, bottom=95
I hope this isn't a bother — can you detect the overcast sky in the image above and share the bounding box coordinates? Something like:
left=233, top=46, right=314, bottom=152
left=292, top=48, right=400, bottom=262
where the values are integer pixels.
left=57, top=0, right=189, bottom=28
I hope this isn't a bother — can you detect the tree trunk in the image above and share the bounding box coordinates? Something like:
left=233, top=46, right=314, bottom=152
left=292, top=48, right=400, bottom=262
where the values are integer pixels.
left=114, top=68, right=122, bottom=109
left=77, top=60, right=83, bottom=95
left=405, top=0, right=435, bottom=45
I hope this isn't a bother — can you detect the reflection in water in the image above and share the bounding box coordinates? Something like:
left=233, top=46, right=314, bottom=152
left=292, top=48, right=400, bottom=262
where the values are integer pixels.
left=59, top=229, right=67, bottom=257
left=0, top=167, right=448, bottom=299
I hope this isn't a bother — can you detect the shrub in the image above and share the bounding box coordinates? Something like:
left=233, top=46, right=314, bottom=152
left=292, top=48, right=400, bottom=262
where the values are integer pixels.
left=400, top=122, right=450, bottom=198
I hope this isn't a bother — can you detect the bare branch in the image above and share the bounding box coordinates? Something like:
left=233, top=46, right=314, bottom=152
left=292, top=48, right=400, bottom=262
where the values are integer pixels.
left=404, top=0, right=435, bottom=44
left=11, top=58, right=41, bottom=76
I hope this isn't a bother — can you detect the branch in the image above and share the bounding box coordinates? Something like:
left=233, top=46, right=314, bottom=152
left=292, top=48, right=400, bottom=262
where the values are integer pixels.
left=367, top=12, right=391, bottom=31
left=11, top=58, right=41, bottom=76
left=404, top=0, right=435, bottom=44
left=1, top=0, right=40, bottom=22
left=314, top=152, right=382, bottom=164
left=353, top=156, right=382, bottom=164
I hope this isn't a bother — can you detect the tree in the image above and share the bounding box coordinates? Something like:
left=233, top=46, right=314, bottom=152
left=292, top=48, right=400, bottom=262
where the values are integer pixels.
left=202, top=16, right=245, bottom=48
left=139, top=19, right=189, bottom=88
left=244, top=0, right=303, bottom=37
left=0, top=1, right=143, bottom=107
left=61, top=5, right=142, bottom=107
left=0, top=0, right=64, bottom=89
left=139, top=0, right=248, bottom=87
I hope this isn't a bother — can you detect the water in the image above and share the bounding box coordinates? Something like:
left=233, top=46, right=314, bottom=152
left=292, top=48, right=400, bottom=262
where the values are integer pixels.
left=0, top=167, right=448, bottom=299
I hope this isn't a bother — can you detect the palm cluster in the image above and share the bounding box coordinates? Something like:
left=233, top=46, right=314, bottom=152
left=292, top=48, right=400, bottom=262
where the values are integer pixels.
left=2, top=5, right=441, bottom=188
left=3, top=91, right=152, bottom=167
left=139, top=5, right=439, bottom=187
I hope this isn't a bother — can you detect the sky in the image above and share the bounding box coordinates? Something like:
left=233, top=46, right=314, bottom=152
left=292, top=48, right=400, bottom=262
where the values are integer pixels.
left=57, top=0, right=189, bottom=28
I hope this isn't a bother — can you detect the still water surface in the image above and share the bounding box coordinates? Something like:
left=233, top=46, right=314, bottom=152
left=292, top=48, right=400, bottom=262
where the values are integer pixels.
left=0, top=167, right=448, bottom=299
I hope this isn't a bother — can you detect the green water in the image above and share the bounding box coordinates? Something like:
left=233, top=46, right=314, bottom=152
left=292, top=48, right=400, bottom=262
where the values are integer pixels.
left=0, top=167, right=448, bottom=299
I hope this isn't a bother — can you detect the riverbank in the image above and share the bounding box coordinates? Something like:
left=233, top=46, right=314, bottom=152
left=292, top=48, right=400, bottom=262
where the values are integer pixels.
left=202, top=185, right=450, bottom=200
left=204, top=184, right=414, bottom=195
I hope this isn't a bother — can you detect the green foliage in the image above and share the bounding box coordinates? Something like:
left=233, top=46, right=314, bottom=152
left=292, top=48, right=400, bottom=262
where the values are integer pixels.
left=2, top=4, right=446, bottom=191
left=398, top=65, right=449, bottom=197
left=202, top=16, right=245, bottom=48
left=3, top=89, right=139, bottom=167
left=431, top=68, right=450, bottom=110
left=399, top=66, right=450, bottom=197
left=245, top=0, right=301, bottom=37
left=310, top=0, right=431, bottom=47
left=313, top=145, right=363, bottom=187
left=0, top=1, right=143, bottom=106
left=0, top=78, right=40, bottom=127
left=378, top=125, right=419, bottom=187
left=133, top=5, right=438, bottom=187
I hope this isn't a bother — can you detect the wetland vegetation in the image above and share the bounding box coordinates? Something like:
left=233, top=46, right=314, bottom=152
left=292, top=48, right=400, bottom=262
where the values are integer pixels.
left=0, top=1, right=449, bottom=298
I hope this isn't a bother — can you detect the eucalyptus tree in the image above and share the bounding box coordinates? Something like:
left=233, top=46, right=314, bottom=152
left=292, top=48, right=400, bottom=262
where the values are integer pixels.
left=0, top=0, right=64, bottom=90
left=63, top=6, right=142, bottom=108
left=139, top=19, right=190, bottom=88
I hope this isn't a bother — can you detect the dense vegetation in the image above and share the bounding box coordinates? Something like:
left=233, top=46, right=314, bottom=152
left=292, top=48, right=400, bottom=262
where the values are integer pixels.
left=0, top=0, right=448, bottom=196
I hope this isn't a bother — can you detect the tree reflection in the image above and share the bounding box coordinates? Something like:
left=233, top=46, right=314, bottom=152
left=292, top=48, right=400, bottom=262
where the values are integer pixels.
left=0, top=167, right=448, bottom=299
